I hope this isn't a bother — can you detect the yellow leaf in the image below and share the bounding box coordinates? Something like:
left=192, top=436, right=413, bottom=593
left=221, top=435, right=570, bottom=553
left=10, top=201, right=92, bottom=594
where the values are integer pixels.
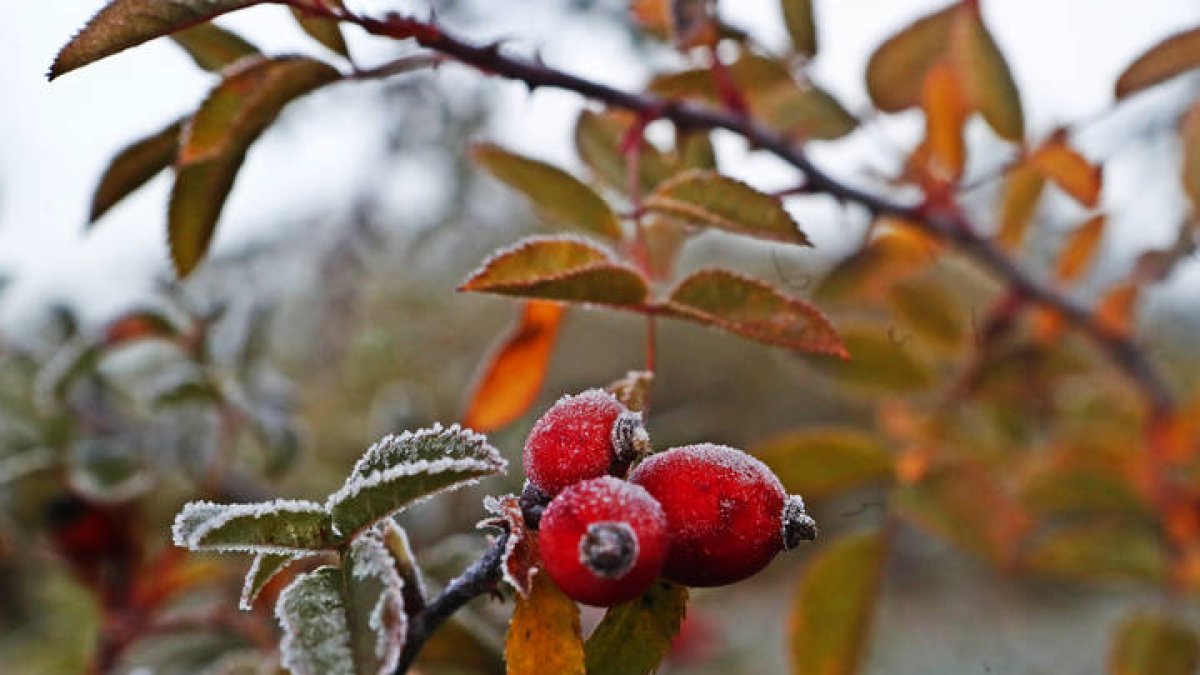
left=1116, top=27, right=1200, bottom=99
left=996, top=162, right=1045, bottom=250
left=1029, top=136, right=1103, bottom=208
left=950, top=4, right=1024, bottom=141
left=781, top=0, right=818, bottom=57
left=505, top=572, right=585, bottom=675
left=789, top=531, right=887, bottom=675
left=1056, top=214, right=1107, bottom=282
left=920, top=60, right=970, bottom=183
left=463, top=301, right=565, bottom=433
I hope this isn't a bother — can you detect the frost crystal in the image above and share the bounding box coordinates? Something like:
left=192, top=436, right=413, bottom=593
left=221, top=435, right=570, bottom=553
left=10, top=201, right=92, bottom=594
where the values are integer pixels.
left=276, top=567, right=356, bottom=675
left=172, top=499, right=333, bottom=554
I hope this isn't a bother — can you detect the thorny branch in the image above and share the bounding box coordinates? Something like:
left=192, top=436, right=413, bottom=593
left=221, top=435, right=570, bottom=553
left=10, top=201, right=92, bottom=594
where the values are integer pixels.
left=295, top=6, right=1177, bottom=417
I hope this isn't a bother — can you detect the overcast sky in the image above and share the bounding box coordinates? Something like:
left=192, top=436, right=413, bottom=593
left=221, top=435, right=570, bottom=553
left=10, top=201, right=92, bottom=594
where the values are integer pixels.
left=2, top=0, right=1199, bottom=330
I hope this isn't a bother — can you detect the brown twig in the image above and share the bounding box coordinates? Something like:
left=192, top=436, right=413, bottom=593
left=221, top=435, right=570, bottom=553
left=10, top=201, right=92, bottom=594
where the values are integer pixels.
left=295, top=5, right=1174, bottom=416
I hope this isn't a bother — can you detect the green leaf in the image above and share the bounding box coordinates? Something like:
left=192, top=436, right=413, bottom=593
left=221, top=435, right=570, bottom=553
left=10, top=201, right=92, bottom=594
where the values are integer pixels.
left=291, top=8, right=350, bottom=58
left=506, top=572, right=586, bottom=675
left=865, top=5, right=956, bottom=112
left=240, top=552, right=296, bottom=610
left=275, top=536, right=407, bottom=675
left=49, top=0, right=266, bottom=79
left=645, top=170, right=810, bottom=244
left=458, top=236, right=650, bottom=308
left=583, top=581, right=687, bottom=675
left=789, top=531, right=886, bottom=675
left=1022, top=523, right=1166, bottom=583
left=663, top=269, right=847, bottom=357
left=752, top=428, right=894, bottom=499
left=170, top=23, right=260, bottom=72
left=172, top=499, right=336, bottom=554
left=757, top=83, right=858, bottom=141
left=574, top=110, right=675, bottom=194
left=807, top=323, right=935, bottom=392
left=170, top=56, right=341, bottom=276
left=950, top=6, right=1024, bottom=141
left=892, top=467, right=1016, bottom=563
left=1116, top=27, right=1200, bottom=99
left=470, top=143, right=623, bottom=241
left=90, top=119, right=182, bottom=224
left=886, top=277, right=965, bottom=350
left=1019, top=468, right=1149, bottom=518
left=326, top=424, right=506, bottom=538
left=1112, top=614, right=1199, bottom=675
left=781, top=0, right=817, bottom=57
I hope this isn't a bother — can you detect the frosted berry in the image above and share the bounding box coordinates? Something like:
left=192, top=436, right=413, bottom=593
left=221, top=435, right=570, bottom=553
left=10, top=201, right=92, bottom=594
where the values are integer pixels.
left=630, top=443, right=817, bottom=587
left=538, top=476, right=669, bottom=607
left=523, top=389, right=649, bottom=496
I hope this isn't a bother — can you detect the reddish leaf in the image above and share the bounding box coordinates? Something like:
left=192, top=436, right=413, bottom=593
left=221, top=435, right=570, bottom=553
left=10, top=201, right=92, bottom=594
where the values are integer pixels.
left=459, top=236, right=650, bottom=308
left=1116, top=27, right=1200, bottom=99
left=789, top=531, right=887, bottom=675
left=50, top=0, right=265, bottom=79
left=662, top=268, right=847, bottom=357
left=90, top=119, right=183, bottom=224
left=1029, top=136, right=1103, bottom=208
left=1056, top=214, right=1107, bottom=282
left=463, top=301, right=565, bottom=433
left=865, top=6, right=956, bottom=112
left=102, top=309, right=179, bottom=346
left=482, top=494, right=538, bottom=597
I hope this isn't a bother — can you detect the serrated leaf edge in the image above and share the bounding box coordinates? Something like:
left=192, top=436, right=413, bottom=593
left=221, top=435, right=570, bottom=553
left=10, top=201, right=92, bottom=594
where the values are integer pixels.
left=172, top=499, right=331, bottom=554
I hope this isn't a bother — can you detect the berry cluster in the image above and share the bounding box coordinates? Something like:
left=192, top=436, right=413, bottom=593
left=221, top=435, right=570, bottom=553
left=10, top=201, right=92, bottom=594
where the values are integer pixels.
left=521, top=390, right=818, bottom=606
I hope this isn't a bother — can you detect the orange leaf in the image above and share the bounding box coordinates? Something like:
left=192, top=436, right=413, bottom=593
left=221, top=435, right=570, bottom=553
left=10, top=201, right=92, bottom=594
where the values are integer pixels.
left=996, top=162, right=1045, bottom=250
left=1029, top=136, right=1103, bottom=208
left=506, top=571, right=586, bottom=675
left=1056, top=214, right=1106, bottom=282
left=1097, top=281, right=1141, bottom=337
left=921, top=60, right=969, bottom=183
left=631, top=0, right=671, bottom=36
left=1029, top=306, right=1066, bottom=345
left=463, top=301, right=565, bottom=433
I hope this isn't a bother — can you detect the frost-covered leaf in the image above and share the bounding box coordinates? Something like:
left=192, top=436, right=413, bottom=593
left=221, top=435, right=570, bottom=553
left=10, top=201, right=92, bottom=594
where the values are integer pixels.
left=482, top=494, right=537, bottom=596
left=644, top=170, right=811, bottom=245
left=171, top=56, right=341, bottom=277
left=1116, top=27, right=1200, bottom=99
left=583, top=580, right=687, bottom=675
left=240, top=552, right=296, bottom=611
left=379, top=521, right=427, bottom=613
left=471, top=143, right=623, bottom=241
left=33, top=342, right=101, bottom=410
left=67, top=437, right=153, bottom=502
left=506, top=572, right=585, bottom=675
left=866, top=6, right=955, bottom=111
left=789, top=530, right=886, bottom=675
left=663, top=269, right=847, bottom=357
left=171, top=22, right=260, bottom=72
left=950, top=5, right=1023, bottom=141
left=326, top=424, right=506, bottom=537
left=781, top=0, right=817, bottom=57
left=606, top=370, right=654, bottom=413
left=574, top=110, right=675, bottom=194
left=753, top=428, right=894, bottom=499
left=290, top=8, right=349, bottom=58
left=50, top=0, right=266, bottom=79
left=276, top=536, right=407, bottom=675
left=464, top=301, right=564, bottom=433
left=172, top=499, right=336, bottom=554
left=1112, top=613, right=1199, bottom=675
left=458, top=236, right=650, bottom=308
left=90, top=119, right=182, bottom=224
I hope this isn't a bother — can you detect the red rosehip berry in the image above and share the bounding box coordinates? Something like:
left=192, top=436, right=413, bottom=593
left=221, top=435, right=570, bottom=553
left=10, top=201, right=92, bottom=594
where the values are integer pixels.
left=629, top=443, right=817, bottom=587
left=538, top=476, right=669, bottom=607
left=523, top=389, right=649, bottom=496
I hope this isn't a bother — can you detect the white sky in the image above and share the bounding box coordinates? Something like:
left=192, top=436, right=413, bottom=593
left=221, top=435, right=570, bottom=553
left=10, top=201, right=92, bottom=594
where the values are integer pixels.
left=2, top=0, right=1199, bottom=329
